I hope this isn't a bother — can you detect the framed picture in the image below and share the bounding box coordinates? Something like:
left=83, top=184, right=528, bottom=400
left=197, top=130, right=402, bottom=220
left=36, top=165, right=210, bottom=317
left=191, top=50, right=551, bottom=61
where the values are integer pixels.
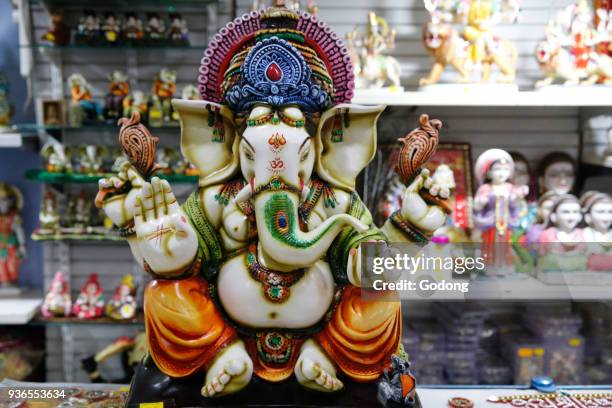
left=423, top=143, right=474, bottom=230
left=39, top=99, right=65, bottom=126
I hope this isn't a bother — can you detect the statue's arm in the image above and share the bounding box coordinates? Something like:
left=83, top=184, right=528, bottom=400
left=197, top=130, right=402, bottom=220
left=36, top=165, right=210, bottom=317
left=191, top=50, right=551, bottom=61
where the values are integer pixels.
left=12, top=215, right=26, bottom=258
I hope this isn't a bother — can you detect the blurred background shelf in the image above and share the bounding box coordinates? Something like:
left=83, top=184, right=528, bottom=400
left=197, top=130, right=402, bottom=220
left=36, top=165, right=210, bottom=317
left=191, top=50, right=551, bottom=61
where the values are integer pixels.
left=0, top=132, right=38, bottom=148
left=28, top=43, right=205, bottom=52
left=25, top=169, right=198, bottom=184
left=30, top=311, right=144, bottom=327
left=30, top=0, right=218, bottom=7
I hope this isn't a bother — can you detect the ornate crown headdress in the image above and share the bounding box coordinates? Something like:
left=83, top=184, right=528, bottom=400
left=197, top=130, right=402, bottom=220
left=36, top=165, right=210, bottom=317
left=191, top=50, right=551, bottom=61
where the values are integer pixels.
left=198, top=1, right=354, bottom=113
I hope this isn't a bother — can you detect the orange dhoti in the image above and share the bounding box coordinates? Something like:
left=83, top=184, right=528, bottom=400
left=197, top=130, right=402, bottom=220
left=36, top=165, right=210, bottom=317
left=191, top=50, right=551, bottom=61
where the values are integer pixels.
left=144, top=277, right=237, bottom=378
left=315, top=285, right=402, bottom=382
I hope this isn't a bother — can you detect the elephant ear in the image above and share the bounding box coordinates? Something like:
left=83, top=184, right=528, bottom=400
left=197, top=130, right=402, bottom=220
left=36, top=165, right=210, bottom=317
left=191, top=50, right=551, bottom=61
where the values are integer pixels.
left=172, top=99, right=239, bottom=187
left=315, top=104, right=385, bottom=191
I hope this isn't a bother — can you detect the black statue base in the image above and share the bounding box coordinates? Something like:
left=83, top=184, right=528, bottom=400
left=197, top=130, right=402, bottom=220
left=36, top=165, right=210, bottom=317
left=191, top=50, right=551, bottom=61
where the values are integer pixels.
left=126, top=357, right=422, bottom=407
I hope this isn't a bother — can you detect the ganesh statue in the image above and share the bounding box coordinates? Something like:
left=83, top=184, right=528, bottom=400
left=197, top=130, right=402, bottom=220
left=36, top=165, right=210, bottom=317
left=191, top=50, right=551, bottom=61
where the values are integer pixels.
left=96, top=3, right=450, bottom=406
left=0, top=182, right=26, bottom=287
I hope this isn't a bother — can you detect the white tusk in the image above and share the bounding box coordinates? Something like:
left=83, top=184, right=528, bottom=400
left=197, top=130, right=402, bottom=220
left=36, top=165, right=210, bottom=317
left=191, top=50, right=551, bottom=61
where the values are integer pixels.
left=234, top=184, right=253, bottom=204
left=301, top=185, right=311, bottom=202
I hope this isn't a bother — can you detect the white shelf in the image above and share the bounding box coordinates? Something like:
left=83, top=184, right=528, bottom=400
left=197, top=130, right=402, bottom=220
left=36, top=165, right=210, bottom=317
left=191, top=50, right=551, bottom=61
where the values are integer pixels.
left=352, top=87, right=612, bottom=107
left=0, top=295, right=42, bottom=324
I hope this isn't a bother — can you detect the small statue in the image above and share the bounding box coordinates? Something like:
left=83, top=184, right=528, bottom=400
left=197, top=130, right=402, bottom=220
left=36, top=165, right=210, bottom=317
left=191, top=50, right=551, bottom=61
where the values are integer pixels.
left=537, top=152, right=576, bottom=195
left=0, top=73, right=13, bottom=128
left=66, top=191, right=92, bottom=231
left=75, top=10, right=101, bottom=45
left=346, top=12, right=402, bottom=90
left=144, top=13, right=166, bottom=43
left=538, top=194, right=587, bottom=272
left=377, top=352, right=417, bottom=407
left=104, top=70, right=130, bottom=122
left=581, top=191, right=612, bottom=271
left=526, top=191, right=558, bottom=245
left=150, top=68, right=177, bottom=126
left=181, top=84, right=201, bottom=101
left=78, top=145, right=107, bottom=175
left=41, top=140, right=72, bottom=173
left=41, top=271, right=72, bottom=318
left=123, top=90, right=148, bottom=121
left=167, top=13, right=189, bottom=45
left=0, top=183, right=25, bottom=286
left=106, top=274, right=137, bottom=320
left=473, top=149, right=527, bottom=275
left=38, top=191, right=61, bottom=234
left=421, top=0, right=518, bottom=86
left=40, top=9, right=70, bottom=46
left=536, top=0, right=612, bottom=87
left=122, top=12, right=144, bottom=44
left=101, top=12, right=121, bottom=45
left=72, top=273, right=105, bottom=319
left=154, top=147, right=178, bottom=175
left=68, top=73, right=103, bottom=126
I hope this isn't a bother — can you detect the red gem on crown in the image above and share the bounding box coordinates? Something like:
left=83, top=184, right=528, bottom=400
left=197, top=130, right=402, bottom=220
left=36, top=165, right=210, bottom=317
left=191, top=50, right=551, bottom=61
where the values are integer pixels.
left=266, top=63, right=283, bottom=82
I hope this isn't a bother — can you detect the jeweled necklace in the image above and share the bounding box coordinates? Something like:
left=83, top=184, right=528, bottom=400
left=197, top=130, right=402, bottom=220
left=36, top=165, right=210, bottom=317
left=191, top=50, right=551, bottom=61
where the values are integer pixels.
left=245, top=244, right=305, bottom=303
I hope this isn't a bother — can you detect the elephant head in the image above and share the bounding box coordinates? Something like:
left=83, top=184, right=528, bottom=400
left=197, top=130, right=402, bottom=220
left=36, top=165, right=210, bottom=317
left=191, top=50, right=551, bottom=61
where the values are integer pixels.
left=173, top=99, right=384, bottom=269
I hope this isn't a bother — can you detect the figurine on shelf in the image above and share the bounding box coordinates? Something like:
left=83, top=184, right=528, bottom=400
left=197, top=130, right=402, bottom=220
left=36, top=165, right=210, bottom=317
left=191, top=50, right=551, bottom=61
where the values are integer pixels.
left=104, top=70, right=130, bottom=122
left=174, top=158, right=200, bottom=176
left=122, top=12, right=144, bottom=44
left=0, top=73, right=13, bottom=128
left=537, top=152, right=576, bottom=195
left=581, top=191, right=612, bottom=271
left=78, top=145, right=107, bottom=175
left=102, top=12, right=121, bottom=45
left=40, top=9, right=70, bottom=46
left=144, top=13, right=166, bottom=44
left=97, top=4, right=451, bottom=405
left=106, top=274, right=137, bottom=320
left=123, top=90, right=148, bottom=122
left=0, top=183, right=25, bottom=287
left=181, top=84, right=201, bottom=101
left=41, top=271, right=72, bottom=318
left=68, top=73, right=103, bottom=126
left=538, top=194, right=587, bottom=272
left=38, top=191, right=60, bottom=235
left=167, top=13, right=189, bottom=45
left=420, top=0, right=519, bottom=86
left=345, top=12, right=402, bottom=90
left=41, top=140, right=72, bottom=173
left=154, top=147, right=178, bottom=175
left=75, top=10, right=101, bottom=45
left=66, top=191, right=92, bottom=232
left=149, top=68, right=176, bottom=126
left=473, top=149, right=526, bottom=275
left=536, top=0, right=612, bottom=87
left=72, top=273, right=105, bottom=319
left=526, top=191, right=558, bottom=245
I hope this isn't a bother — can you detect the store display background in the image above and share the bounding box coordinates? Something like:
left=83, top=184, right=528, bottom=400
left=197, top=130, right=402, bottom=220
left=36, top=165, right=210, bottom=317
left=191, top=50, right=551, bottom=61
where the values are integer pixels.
left=0, top=0, right=607, bottom=385
left=0, top=0, right=41, bottom=289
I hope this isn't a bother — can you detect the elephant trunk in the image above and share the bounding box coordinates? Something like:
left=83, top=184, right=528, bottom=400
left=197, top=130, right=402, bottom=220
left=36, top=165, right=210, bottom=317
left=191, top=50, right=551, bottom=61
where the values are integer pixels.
left=253, top=190, right=368, bottom=269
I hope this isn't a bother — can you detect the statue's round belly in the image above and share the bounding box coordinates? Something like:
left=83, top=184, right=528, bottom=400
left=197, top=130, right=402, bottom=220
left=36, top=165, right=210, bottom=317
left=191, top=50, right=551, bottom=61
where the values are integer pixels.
left=217, top=253, right=334, bottom=329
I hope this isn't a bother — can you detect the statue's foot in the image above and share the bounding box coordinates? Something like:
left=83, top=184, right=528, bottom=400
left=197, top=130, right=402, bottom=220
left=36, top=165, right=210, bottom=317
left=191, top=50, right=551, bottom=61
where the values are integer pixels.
left=201, top=340, right=253, bottom=398
left=295, top=339, right=343, bottom=392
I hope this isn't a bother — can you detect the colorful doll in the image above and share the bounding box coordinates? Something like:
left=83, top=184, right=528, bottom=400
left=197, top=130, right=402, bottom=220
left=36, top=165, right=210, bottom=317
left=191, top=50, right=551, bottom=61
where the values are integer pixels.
left=122, top=90, right=148, bottom=122
left=40, top=9, right=70, bottom=46
left=150, top=68, right=176, bottom=126
left=144, top=13, right=166, bottom=43
left=104, top=70, right=129, bottom=121
left=167, top=13, right=189, bottom=45
left=101, top=12, right=121, bottom=45
left=72, top=273, right=105, bottom=319
left=66, top=191, right=92, bottom=232
left=537, top=152, right=576, bottom=195
left=526, top=191, right=558, bottom=245
left=538, top=194, right=587, bottom=272
left=77, top=145, right=107, bottom=175
left=473, top=149, right=527, bottom=275
left=75, top=10, right=101, bottom=45
left=122, top=12, right=144, bottom=43
left=96, top=3, right=450, bottom=405
left=41, top=271, right=72, bottom=318
left=0, top=183, right=25, bottom=286
left=106, top=274, right=137, bottom=320
left=581, top=191, right=612, bottom=271
left=68, top=73, right=103, bottom=126
left=41, top=140, right=72, bottom=173
left=0, top=73, right=13, bottom=127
